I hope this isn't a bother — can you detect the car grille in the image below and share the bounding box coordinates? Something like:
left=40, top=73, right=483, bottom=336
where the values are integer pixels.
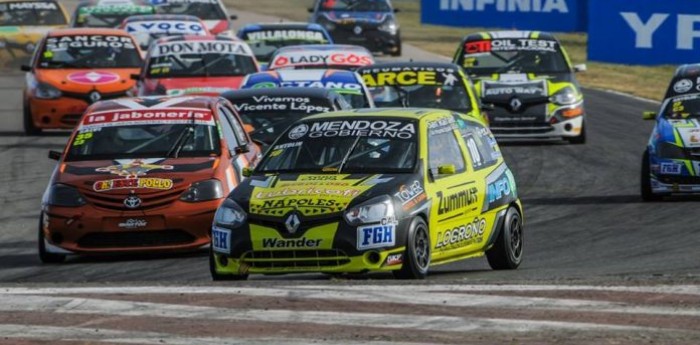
left=77, top=230, right=196, bottom=248
left=240, top=249, right=350, bottom=269
left=63, top=90, right=130, bottom=104
left=490, top=123, right=555, bottom=135
left=82, top=187, right=185, bottom=211
left=60, top=114, right=83, bottom=126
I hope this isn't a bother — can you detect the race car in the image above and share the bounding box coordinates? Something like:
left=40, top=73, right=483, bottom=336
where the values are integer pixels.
left=221, top=87, right=351, bottom=147
left=210, top=108, right=523, bottom=280
left=135, top=35, right=259, bottom=97
left=71, top=0, right=155, bottom=28
left=21, top=28, right=143, bottom=135
left=357, top=62, right=488, bottom=123
left=149, top=0, right=236, bottom=36
left=268, top=44, right=374, bottom=71
left=641, top=65, right=700, bottom=200
left=119, top=14, right=209, bottom=51
left=453, top=31, right=587, bottom=144
left=40, top=95, right=261, bottom=263
left=0, top=0, right=69, bottom=67
left=240, top=69, right=374, bottom=108
left=308, top=0, right=401, bottom=56
left=237, top=22, right=333, bottom=66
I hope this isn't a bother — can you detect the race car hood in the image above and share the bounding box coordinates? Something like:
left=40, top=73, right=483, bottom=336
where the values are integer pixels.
left=143, top=76, right=244, bottom=96
left=36, top=68, right=140, bottom=94
left=232, top=173, right=419, bottom=218
left=660, top=118, right=700, bottom=149
left=321, top=11, right=390, bottom=24
left=58, top=157, right=218, bottom=196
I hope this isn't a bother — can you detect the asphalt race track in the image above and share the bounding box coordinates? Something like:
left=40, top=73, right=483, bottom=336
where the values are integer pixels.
left=0, top=2, right=699, bottom=344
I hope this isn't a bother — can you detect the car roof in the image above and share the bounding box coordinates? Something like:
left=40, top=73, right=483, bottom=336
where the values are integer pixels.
left=304, top=108, right=455, bottom=121
left=87, top=96, right=220, bottom=114
left=123, top=14, right=202, bottom=23
left=240, top=22, right=326, bottom=32
left=222, top=87, right=337, bottom=100
left=357, top=61, right=462, bottom=72
left=461, top=30, right=558, bottom=42
left=48, top=28, right=133, bottom=37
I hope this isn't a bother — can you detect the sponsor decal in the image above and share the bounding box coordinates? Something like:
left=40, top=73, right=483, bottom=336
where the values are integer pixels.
left=7, top=2, right=58, bottom=10
left=253, top=80, right=363, bottom=94
left=255, top=187, right=361, bottom=199
left=437, top=187, right=478, bottom=215
left=271, top=52, right=373, bottom=68
left=361, top=67, right=460, bottom=87
left=46, top=35, right=136, bottom=50
left=232, top=96, right=331, bottom=114
left=81, top=109, right=214, bottom=129
left=151, top=40, right=251, bottom=57
left=262, top=237, right=322, bottom=249
left=259, top=198, right=340, bottom=209
left=245, top=30, right=326, bottom=42
left=428, top=116, right=458, bottom=135
left=357, top=224, right=396, bottom=250
left=483, top=164, right=517, bottom=211
left=67, top=71, right=120, bottom=85
left=79, top=4, right=153, bottom=15
left=465, top=39, right=558, bottom=54
left=126, top=20, right=205, bottom=34
left=118, top=218, right=148, bottom=229
left=384, top=253, right=403, bottom=266
left=288, top=124, right=309, bottom=139
left=435, top=218, right=487, bottom=250
left=212, top=226, right=231, bottom=254
left=93, top=177, right=174, bottom=192
left=96, top=158, right=174, bottom=178
left=660, top=162, right=682, bottom=175
left=305, top=120, right=416, bottom=139
left=483, top=83, right=547, bottom=97
left=394, top=180, right=426, bottom=211
left=166, top=87, right=234, bottom=96
left=674, top=79, right=694, bottom=94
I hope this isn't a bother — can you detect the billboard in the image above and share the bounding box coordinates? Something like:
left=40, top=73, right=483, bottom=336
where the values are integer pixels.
left=588, top=0, right=700, bottom=65
left=421, top=0, right=587, bottom=33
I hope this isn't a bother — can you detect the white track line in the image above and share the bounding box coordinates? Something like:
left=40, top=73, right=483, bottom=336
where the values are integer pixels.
left=0, top=294, right=659, bottom=334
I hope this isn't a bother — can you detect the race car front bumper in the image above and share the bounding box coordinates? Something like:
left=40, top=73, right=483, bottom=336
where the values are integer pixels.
left=490, top=115, right=584, bottom=140
left=650, top=176, right=700, bottom=194
left=27, top=96, right=89, bottom=129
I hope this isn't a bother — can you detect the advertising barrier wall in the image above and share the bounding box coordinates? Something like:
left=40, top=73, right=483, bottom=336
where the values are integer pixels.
left=421, top=0, right=587, bottom=33
left=588, top=0, right=700, bottom=65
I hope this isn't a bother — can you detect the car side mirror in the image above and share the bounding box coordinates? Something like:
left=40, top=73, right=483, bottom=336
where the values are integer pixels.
left=242, top=167, right=253, bottom=178
left=20, top=64, right=31, bottom=72
left=48, top=150, right=61, bottom=161
left=480, top=103, right=495, bottom=111
left=438, top=164, right=456, bottom=175
left=229, top=14, right=238, bottom=20
left=393, top=8, right=400, bottom=13
left=130, top=74, right=140, bottom=81
left=573, top=64, right=587, bottom=73
left=234, top=144, right=250, bottom=155
left=643, top=111, right=657, bottom=120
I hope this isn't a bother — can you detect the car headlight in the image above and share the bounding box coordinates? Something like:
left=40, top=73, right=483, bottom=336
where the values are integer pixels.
left=35, top=82, right=62, bottom=99
left=180, top=179, right=224, bottom=202
left=344, top=195, right=395, bottom=226
left=550, top=86, right=578, bottom=105
left=47, top=184, right=86, bottom=207
left=214, top=198, right=247, bottom=228
left=656, top=142, right=688, bottom=160
left=378, top=20, right=399, bottom=35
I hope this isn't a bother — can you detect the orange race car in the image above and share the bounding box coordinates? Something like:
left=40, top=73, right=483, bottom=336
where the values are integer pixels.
left=39, top=96, right=261, bottom=263
left=21, top=28, right=142, bottom=135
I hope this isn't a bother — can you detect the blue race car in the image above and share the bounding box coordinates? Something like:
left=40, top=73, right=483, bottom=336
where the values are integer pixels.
left=240, top=69, right=374, bottom=108
left=642, top=64, right=700, bottom=200
left=308, top=0, right=401, bottom=56
left=237, top=22, right=333, bottom=66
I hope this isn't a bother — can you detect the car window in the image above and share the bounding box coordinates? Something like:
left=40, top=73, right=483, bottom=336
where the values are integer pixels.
left=427, top=121, right=466, bottom=178
left=219, top=105, right=248, bottom=146
left=217, top=105, right=240, bottom=148
left=456, top=116, right=500, bottom=170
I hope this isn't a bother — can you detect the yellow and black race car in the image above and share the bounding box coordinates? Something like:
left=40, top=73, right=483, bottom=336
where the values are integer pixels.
left=210, top=108, right=523, bottom=280
left=0, top=0, right=68, bottom=67
left=453, top=31, right=587, bottom=144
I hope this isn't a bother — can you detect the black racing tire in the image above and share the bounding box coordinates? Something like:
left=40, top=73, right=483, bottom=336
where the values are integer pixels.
left=486, top=206, right=523, bottom=270
left=641, top=149, right=661, bottom=202
left=23, top=101, right=42, bottom=136
left=38, top=213, right=66, bottom=264
left=566, top=121, right=586, bottom=145
left=209, top=248, right=248, bottom=281
left=393, top=217, right=430, bottom=279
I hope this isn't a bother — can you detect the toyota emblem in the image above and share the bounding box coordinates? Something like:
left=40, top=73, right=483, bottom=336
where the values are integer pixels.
left=284, top=213, right=301, bottom=234
left=510, top=98, right=523, bottom=112
left=89, top=91, right=101, bottom=103
left=123, top=195, right=142, bottom=209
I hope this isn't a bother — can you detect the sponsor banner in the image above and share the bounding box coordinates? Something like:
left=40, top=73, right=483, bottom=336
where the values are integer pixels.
left=262, top=237, right=322, bottom=249
left=244, top=30, right=326, bottom=42
left=232, top=95, right=331, bottom=114
left=80, top=109, right=215, bottom=129
left=251, top=80, right=363, bottom=95
left=46, top=35, right=136, bottom=50
left=482, top=80, right=548, bottom=98
left=357, top=224, right=396, bottom=250
left=212, top=226, right=231, bottom=254
left=465, top=39, right=558, bottom=54
left=151, top=40, right=251, bottom=57
left=126, top=20, right=206, bottom=34
left=435, top=217, right=487, bottom=250
left=79, top=4, right=153, bottom=15
left=150, top=0, right=219, bottom=5
left=588, top=0, right=700, bottom=65
left=361, top=67, right=460, bottom=87
left=422, top=0, right=586, bottom=32
left=3, top=1, right=58, bottom=10
left=93, top=177, right=174, bottom=192
left=288, top=120, right=417, bottom=140
left=271, top=52, right=374, bottom=69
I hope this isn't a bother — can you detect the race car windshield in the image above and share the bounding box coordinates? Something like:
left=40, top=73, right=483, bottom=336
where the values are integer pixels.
left=74, top=6, right=154, bottom=28
left=154, top=1, right=226, bottom=20
left=318, top=0, right=391, bottom=12
left=38, top=35, right=142, bottom=69
left=459, top=39, right=570, bottom=75
left=0, top=1, right=66, bottom=26
left=257, top=119, right=417, bottom=174
left=663, top=96, right=700, bottom=119
left=147, top=51, right=257, bottom=78
left=370, top=85, right=472, bottom=113
left=130, top=26, right=204, bottom=51
left=65, top=123, right=221, bottom=161
left=244, top=31, right=330, bottom=62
